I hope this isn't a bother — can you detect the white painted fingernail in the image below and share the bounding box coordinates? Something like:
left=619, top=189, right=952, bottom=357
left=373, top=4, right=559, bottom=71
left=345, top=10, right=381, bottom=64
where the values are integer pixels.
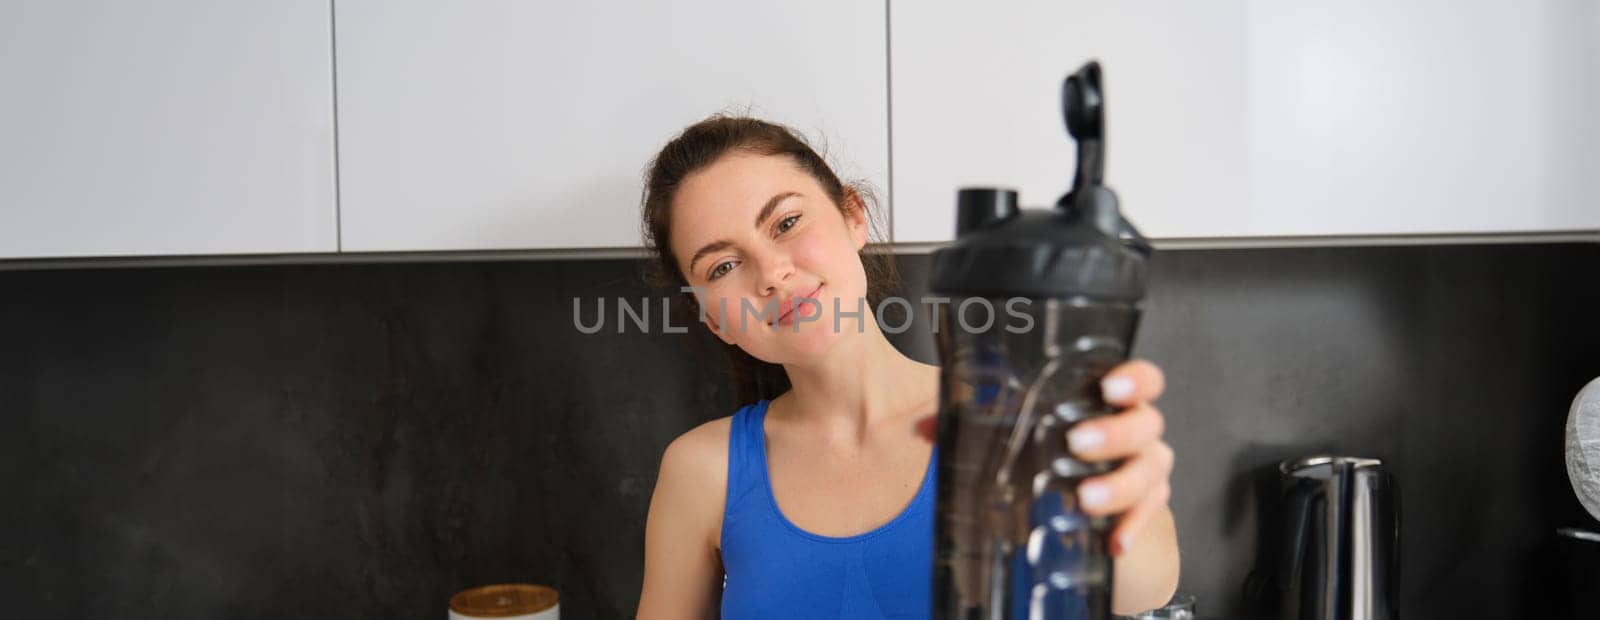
left=1102, top=376, right=1135, bottom=401
left=1118, top=532, right=1134, bottom=554
left=1068, top=427, right=1104, bottom=453
left=1079, top=483, right=1110, bottom=508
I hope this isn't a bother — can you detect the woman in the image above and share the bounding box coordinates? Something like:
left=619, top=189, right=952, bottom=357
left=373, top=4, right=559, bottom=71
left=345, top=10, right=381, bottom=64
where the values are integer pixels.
left=636, top=116, right=1178, bottom=618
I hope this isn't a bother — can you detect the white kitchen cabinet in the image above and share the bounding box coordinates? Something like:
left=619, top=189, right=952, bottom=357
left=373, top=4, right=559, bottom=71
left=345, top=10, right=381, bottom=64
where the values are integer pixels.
left=0, top=1, right=338, bottom=260
left=334, top=1, right=889, bottom=252
left=891, top=0, right=1600, bottom=243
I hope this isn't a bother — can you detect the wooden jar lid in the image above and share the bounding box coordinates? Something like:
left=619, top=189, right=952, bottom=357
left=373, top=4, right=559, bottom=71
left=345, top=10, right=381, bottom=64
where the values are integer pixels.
left=449, top=584, right=559, bottom=617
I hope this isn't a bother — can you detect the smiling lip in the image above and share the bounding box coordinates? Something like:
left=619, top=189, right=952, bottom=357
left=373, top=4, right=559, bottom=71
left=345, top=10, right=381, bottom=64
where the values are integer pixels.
left=774, top=284, right=823, bottom=327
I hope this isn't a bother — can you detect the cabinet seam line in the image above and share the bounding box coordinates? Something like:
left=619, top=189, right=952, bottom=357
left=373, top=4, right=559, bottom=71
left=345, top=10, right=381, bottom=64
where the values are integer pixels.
left=329, top=0, right=344, bottom=252
left=884, top=0, right=894, bottom=245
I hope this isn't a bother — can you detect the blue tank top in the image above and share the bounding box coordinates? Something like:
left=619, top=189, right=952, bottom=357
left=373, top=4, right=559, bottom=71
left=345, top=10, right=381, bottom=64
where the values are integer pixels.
left=719, top=399, right=937, bottom=619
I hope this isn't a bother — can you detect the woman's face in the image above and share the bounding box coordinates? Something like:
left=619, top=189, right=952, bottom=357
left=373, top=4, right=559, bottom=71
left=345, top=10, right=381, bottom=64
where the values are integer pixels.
left=670, top=152, right=870, bottom=365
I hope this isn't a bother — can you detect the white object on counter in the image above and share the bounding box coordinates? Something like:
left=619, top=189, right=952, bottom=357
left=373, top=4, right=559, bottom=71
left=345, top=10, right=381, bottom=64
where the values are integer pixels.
left=1565, top=376, right=1600, bottom=523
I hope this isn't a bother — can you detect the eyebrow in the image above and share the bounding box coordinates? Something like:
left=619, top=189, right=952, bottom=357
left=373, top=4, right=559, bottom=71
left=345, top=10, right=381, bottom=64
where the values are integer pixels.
left=686, top=191, right=802, bottom=274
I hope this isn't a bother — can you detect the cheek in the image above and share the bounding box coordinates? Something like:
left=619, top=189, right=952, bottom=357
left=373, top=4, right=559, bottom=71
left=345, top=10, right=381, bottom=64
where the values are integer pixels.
left=796, top=233, right=867, bottom=289
left=697, top=283, right=760, bottom=329
left=696, top=286, right=739, bottom=319
left=792, top=230, right=845, bottom=268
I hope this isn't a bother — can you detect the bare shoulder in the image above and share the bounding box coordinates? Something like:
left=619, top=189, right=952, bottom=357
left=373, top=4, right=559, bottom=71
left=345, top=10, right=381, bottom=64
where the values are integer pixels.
left=652, top=416, right=733, bottom=545
left=640, top=416, right=734, bottom=616
left=660, top=416, right=732, bottom=487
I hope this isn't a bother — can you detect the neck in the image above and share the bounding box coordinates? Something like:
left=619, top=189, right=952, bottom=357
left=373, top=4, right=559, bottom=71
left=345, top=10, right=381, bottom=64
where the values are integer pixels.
left=774, top=306, right=940, bottom=443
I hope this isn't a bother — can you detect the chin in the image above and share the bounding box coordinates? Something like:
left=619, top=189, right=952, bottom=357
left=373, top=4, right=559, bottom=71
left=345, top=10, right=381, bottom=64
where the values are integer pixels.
left=734, top=323, right=835, bottom=366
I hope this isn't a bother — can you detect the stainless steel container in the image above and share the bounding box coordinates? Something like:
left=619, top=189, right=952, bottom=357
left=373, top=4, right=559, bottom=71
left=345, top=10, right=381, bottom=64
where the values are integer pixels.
left=1275, top=456, right=1399, bottom=620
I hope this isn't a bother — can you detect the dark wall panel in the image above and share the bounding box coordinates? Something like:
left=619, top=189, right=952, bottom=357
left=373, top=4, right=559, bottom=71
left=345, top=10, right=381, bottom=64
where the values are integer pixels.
left=1, top=243, right=1595, bottom=618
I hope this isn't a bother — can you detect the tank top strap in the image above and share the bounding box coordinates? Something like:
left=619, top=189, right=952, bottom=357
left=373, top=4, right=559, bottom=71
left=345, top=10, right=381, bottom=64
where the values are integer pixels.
left=724, top=399, right=771, bottom=519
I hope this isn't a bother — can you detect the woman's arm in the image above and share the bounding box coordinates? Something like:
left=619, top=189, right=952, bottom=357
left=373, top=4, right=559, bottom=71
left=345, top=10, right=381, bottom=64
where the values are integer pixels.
left=1111, top=504, right=1180, bottom=613
left=638, top=421, right=729, bottom=620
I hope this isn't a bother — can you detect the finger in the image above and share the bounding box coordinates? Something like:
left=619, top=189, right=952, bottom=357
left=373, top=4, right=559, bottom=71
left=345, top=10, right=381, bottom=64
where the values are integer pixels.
left=1076, top=442, right=1175, bottom=517
left=1101, top=358, right=1166, bottom=406
left=915, top=415, right=936, bottom=443
left=1066, top=404, right=1164, bottom=461
left=1110, top=481, right=1172, bottom=557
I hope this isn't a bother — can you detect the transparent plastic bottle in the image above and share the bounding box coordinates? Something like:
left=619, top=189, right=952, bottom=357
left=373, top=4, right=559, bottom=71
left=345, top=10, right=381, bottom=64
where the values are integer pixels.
left=927, top=62, right=1151, bottom=620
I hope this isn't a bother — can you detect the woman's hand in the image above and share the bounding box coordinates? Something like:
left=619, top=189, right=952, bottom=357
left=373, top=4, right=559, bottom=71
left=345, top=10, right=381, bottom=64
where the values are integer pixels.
left=913, top=358, right=1172, bottom=557
left=1065, top=359, right=1171, bottom=556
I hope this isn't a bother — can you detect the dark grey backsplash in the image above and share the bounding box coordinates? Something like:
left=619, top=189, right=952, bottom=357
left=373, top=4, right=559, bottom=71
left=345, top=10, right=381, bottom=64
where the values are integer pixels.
left=2, top=243, right=1596, bottom=618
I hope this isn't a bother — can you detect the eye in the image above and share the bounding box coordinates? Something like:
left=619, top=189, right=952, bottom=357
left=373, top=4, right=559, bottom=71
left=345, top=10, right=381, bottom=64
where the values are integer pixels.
left=776, top=214, right=801, bottom=234
left=708, top=260, right=736, bottom=280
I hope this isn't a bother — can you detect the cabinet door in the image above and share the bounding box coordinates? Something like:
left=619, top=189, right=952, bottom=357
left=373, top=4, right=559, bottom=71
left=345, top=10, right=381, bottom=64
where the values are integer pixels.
left=891, top=0, right=1600, bottom=243
left=0, top=1, right=337, bottom=260
left=335, top=1, right=889, bottom=252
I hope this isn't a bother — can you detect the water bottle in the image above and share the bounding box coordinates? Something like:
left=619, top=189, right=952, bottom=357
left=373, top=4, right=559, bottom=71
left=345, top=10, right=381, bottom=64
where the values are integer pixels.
left=929, top=61, right=1152, bottom=620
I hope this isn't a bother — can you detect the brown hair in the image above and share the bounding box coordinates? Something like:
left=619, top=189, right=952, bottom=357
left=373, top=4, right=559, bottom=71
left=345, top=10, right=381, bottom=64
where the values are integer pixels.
left=640, top=115, right=900, bottom=407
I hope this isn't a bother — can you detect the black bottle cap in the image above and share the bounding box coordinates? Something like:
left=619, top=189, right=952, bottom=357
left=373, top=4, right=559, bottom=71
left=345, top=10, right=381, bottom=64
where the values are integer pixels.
left=955, top=188, right=1019, bottom=235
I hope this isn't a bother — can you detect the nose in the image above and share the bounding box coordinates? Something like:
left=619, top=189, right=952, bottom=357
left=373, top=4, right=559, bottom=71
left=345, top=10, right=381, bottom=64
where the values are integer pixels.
left=752, top=244, right=795, bottom=296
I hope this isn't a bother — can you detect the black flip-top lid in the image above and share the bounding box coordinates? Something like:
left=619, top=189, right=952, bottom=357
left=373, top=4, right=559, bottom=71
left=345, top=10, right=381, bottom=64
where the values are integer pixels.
left=928, top=187, right=1147, bottom=300
left=929, top=61, right=1151, bottom=302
